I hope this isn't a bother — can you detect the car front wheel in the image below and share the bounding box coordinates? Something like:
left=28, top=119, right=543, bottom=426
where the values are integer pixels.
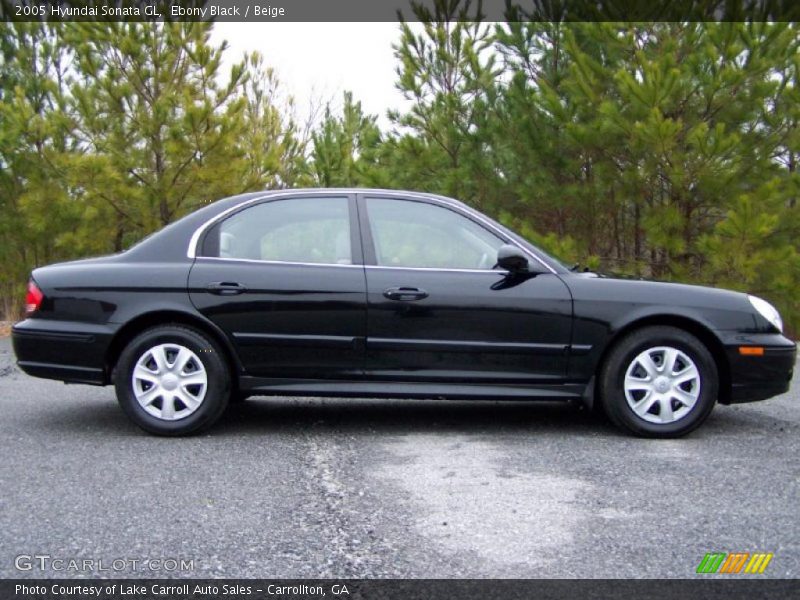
left=599, top=326, right=718, bottom=438
left=114, top=325, right=231, bottom=436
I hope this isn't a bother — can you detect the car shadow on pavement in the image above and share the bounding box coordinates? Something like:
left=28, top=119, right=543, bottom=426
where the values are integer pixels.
left=22, top=392, right=627, bottom=438
left=208, top=395, right=800, bottom=439
left=212, top=397, right=617, bottom=438
left=30, top=392, right=792, bottom=439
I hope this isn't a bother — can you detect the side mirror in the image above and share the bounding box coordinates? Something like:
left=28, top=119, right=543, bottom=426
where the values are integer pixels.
left=496, top=244, right=530, bottom=273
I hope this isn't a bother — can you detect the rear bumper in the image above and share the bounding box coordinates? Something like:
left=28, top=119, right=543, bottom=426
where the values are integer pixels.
left=719, top=332, right=796, bottom=404
left=11, top=319, right=115, bottom=385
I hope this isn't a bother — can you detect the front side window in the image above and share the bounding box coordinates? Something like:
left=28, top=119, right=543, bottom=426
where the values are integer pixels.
left=210, top=197, right=352, bottom=265
left=366, top=198, right=504, bottom=270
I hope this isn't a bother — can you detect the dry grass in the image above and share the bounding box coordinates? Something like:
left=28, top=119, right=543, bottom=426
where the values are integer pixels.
left=0, top=322, right=12, bottom=338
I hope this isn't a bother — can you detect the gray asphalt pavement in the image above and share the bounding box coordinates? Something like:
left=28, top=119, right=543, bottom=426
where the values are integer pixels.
left=0, top=336, right=798, bottom=579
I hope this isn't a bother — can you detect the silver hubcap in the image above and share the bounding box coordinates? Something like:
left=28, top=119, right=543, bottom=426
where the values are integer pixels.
left=623, top=346, right=701, bottom=424
left=132, top=344, right=207, bottom=421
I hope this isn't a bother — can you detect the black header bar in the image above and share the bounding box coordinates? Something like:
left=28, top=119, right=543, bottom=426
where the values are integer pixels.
left=3, top=579, right=800, bottom=600
left=2, top=0, right=799, bottom=23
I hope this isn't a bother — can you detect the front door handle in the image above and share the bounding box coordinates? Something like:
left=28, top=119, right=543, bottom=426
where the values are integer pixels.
left=383, top=286, right=429, bottom=301
left=207, top=282, right=247, bottom=296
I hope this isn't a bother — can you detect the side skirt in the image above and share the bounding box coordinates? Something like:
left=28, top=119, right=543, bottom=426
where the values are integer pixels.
left=239, top=377, right=587, bottom=401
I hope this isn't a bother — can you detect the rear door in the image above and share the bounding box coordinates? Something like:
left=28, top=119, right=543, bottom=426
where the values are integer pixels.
left=359, top=194, right=573, bottom=384
left=188, top=193, right=367, bottom=379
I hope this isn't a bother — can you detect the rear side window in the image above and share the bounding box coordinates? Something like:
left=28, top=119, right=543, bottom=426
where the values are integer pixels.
left=202, top=197, right=352, bottom=265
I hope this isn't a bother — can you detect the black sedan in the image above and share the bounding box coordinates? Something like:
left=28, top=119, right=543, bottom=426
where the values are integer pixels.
left=11, top=189, right=796, bottom=437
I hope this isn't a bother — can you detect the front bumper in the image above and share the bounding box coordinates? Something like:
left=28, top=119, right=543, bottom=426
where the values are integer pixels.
left=11, top=319, right=116, bottom=385
left=719, top=332, right=796, bottom=404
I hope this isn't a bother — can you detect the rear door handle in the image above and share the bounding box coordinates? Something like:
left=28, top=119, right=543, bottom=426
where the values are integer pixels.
left=383, top=286, right=429, bottom=301
left=207, top=282, right=247, bottom=296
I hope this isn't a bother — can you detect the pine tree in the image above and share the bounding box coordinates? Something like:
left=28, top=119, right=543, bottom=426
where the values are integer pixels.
left=63, top=22, right=253, bottom=248
left=387, top=0, right=498, bottom=202
left=0, top=23, right=76, bottom=317
left=309, top=91, right=382, bottom=187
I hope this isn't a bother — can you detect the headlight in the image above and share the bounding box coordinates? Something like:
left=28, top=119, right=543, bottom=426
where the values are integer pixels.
left=748, top=295, right=783, bottom=333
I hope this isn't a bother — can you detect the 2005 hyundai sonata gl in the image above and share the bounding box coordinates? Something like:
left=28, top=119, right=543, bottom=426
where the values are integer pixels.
left=12, top=189, right=797, bottom=437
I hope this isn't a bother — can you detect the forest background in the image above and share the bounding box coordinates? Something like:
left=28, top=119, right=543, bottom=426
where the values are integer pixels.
left=1, top=3, right=798, bottom=333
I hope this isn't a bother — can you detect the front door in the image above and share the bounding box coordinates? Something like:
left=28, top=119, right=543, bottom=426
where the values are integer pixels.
left=188, top=194, right=366, bottom=379
left=359, top=194, right=572, bottom=384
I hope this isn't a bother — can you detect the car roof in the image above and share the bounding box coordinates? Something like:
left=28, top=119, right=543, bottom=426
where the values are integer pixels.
left=231, top=187, right=470, bottom=208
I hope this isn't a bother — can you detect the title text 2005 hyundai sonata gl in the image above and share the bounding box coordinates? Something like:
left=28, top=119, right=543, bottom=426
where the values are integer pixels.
left=11, top=189, right=797, bottom=437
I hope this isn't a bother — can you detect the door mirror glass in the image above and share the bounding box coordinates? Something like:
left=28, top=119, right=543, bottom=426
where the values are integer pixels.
left=496, top=244, right=530, bottom=273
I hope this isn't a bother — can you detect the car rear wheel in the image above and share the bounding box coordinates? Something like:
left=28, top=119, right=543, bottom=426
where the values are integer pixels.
left=114, top=325, right=231, bottom=436
left=599, top=326, right=718, bottom=438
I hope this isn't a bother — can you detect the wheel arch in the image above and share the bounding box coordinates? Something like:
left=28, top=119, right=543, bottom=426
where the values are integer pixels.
left=593, top=314, right=732, bottom=406
left=105, top=310, right=243, bottom=385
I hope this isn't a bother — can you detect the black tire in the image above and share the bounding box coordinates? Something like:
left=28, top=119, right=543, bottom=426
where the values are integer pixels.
left=114, top=324, right=231, bottom=436
left=599, top=326, right=718, bottom=438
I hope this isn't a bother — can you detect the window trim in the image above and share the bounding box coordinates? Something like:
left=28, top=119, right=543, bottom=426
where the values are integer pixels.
left=194, top=256, right=363, bottom=269
left=192, top=192, right=361, bottom=267
left=364, top=264, right=509, bottom=275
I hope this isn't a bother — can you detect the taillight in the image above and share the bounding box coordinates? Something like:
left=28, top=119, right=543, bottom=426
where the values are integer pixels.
left=25, top=280, right=44, bottom=315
